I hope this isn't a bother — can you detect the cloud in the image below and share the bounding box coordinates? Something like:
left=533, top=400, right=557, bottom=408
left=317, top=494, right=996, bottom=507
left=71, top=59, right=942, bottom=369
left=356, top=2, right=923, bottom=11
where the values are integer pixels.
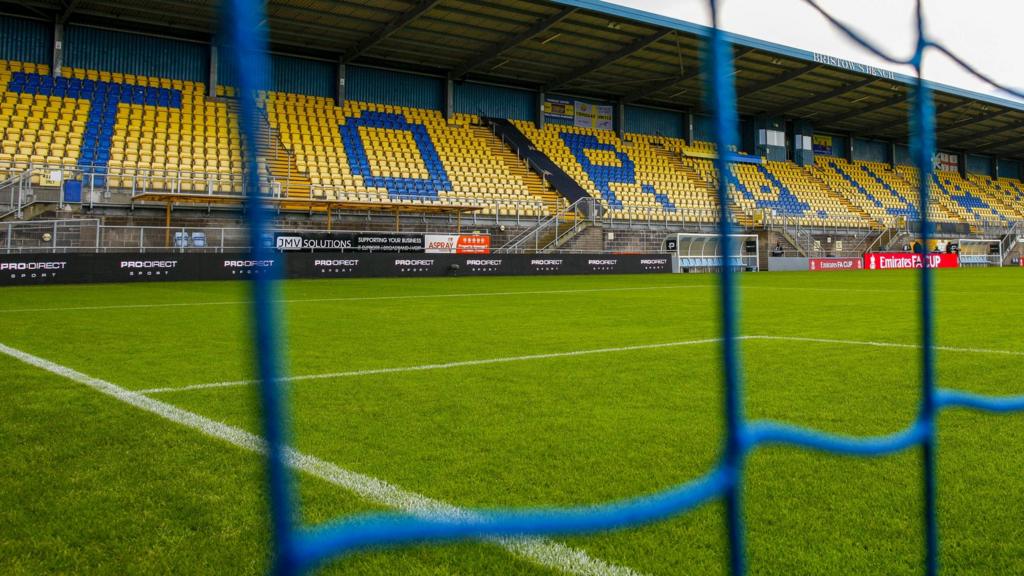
left=608, top=0, right=1024, bottom=102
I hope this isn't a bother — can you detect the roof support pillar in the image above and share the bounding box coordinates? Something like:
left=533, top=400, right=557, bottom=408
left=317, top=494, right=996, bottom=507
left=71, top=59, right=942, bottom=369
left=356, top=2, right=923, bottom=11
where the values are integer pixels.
left=889, top=140, right=897, bottom=169
left=443, top=74, right=454, bottom=120
left=846, top=132, right=854, bottom=162
left=792, top=119, right=813, bottom=167
left=683, top=110, right=692, bottom=144
left=992, top=156, right=1000, bottom=179
left=336, top=61, right=347, bottom=106
left=536, top=90, right=545, bottom=129
left=52, top=22, right=64, bottom=76
left=208, top=43, right=218, bottom=98
left=614, top=99, right=625, bottom=138
left=754, top=115, right=786, bottom=162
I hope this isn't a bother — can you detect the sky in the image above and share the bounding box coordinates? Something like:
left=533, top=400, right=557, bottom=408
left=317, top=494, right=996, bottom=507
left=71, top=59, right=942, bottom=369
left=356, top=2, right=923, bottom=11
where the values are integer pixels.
left=607, top=0, right=1024, bottom=103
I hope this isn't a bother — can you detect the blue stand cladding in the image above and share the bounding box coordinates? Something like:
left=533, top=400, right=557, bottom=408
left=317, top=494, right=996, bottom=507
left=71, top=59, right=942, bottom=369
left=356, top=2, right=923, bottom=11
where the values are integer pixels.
left=221, top=0, right=1024, bottom=574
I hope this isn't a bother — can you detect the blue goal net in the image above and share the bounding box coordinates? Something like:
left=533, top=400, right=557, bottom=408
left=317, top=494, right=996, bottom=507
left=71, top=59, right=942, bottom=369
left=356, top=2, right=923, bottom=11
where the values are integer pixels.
left=222, top=0, right=1024, bottom=573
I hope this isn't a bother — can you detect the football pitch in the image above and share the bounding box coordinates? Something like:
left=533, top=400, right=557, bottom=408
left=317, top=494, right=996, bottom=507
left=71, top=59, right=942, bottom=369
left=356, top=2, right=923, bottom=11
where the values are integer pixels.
left=1, top=269, right=1023, bottom=575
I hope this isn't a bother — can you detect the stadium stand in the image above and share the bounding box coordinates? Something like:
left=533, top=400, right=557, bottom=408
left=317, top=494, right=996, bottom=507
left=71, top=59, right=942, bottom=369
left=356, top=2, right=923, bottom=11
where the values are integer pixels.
left=0, top=59, right=240, bottom=193
left=679, top=151, right=870, bottom=227
left=733, top=160, right=870, bottom=227
left=895, top=165, right=1008, bottom=226
left=812, top=157, right=952, bottom=224
left=971, top=174, right=1024, bottom=219
left=263, top=95, right=554, bottom=216
left=935, top=169, right=1023, bottom=222
left=4, top=53, right=1024, bottom=232
left=512, top=122, right=723, bottom=222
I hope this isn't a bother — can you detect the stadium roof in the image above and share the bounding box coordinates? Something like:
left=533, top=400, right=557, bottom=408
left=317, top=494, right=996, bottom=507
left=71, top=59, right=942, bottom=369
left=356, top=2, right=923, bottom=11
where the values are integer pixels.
left=7, top=0, right=1024, bottom=157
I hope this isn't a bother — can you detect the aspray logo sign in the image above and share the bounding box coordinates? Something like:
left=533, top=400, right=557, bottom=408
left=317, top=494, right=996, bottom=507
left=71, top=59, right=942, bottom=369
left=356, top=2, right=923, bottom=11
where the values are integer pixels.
left=424, top=234, right=490, bottom=254
left=864, top=252, right=959, bottom=270
left=809, top=257, right=863, bottom=272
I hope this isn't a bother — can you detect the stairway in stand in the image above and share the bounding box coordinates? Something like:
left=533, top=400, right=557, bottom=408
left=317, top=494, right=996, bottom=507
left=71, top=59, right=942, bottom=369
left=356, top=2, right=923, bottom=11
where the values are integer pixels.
left=233, top=99, right=312, bottom=200
left=470, top=124, right=566, bottom=218
left=802, top=165, right=881, bottom=229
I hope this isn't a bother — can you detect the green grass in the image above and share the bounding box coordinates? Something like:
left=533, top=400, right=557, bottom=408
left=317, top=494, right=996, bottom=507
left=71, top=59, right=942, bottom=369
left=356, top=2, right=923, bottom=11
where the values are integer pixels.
left=1, top=269, right=1023, bottom=575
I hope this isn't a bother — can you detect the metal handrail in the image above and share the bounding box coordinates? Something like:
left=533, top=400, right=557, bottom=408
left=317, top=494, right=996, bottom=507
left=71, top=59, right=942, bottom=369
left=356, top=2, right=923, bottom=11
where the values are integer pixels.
left=0, top=169, right=33, bottom=218
left=498, top=197, right=597, bottom=253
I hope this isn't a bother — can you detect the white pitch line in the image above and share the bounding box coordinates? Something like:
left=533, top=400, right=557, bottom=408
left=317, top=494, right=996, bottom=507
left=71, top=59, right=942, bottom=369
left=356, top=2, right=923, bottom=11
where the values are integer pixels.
left=0, top=284, right=711, bottom=315
left=4, top=282, right=1018, bottom=315
left=0, top=341, right=644, bottom=576
left=747, top=335, right=1024, bottom=357
left=138, top=338, right=727, bottom=395
left=140, top=335, right=1024, bottom=396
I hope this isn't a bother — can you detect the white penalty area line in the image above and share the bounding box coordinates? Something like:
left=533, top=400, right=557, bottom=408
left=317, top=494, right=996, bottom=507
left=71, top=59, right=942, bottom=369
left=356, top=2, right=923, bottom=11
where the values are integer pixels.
left=0, top=341, right=644, bottom=576
left=139, top=335, right=1024, bottom=396
left=0, top=284, right=711, bottom=315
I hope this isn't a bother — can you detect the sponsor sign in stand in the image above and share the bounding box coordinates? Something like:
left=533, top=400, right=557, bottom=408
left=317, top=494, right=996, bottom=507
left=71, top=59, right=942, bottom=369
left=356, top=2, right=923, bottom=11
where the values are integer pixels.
left=863, top=252, right=960, bottom=270
left=274, top=232, right=425, bottom=253
left=808, top=257, right=863, bottom=272
left=423, top=234, right=491, bottom=254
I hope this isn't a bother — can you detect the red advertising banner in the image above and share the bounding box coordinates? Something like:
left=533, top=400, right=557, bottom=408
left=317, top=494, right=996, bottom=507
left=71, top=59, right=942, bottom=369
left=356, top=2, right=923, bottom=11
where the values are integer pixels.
left=424, top=234, right=491, bottom=254
left=809, top=257, right=863, bottom=272
left=864, top=252, right=959, bottom=270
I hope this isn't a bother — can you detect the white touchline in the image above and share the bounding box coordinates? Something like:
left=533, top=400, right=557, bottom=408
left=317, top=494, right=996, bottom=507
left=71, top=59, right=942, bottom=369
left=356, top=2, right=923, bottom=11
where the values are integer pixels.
left=140, top=334, right=1024, bottom=395
left=138, top=338, right=727, bottom=394
left=0, top=341, right=644, bottom=576
left=4, top=282, right=1015, bottom=315
left=0, top=284, right=712, bottom=314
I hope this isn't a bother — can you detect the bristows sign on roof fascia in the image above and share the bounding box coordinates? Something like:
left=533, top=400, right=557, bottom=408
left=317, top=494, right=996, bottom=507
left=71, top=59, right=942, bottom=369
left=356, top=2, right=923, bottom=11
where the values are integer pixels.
left=812, top=53, right=898, bottom=81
